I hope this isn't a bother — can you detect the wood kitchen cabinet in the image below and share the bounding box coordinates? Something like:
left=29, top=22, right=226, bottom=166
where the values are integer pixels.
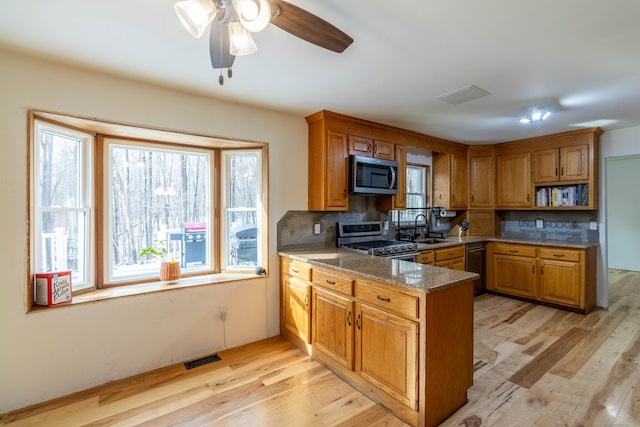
left=495, top=152, right=532, bottom=208
left=312, top=286, right=355, bottom=370
left=280, top=254, right=475, bottom=427
left=280, top=258, right=313, bottom=350
left=434, top=245, right=465, bottom=270
left=486, top=242, right=596, bottom=313
left=433, top=151, right=467, bottom=209
left=491, top=243, right=538, bottom=298
left=468, top=147, right=494, bottom=208
left=538, top=247, right=583, bottom=308
left=348, top=135, right=395, bottom=160
left=416, top=250, right=434, bottom=265
left=534, top=144, right=588, bottom=183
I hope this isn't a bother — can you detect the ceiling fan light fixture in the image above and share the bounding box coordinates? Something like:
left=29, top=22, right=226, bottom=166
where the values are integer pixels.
left=233, top=0, right=271, bottom=32
left=175, top=0, right=218, bottom=38
left=228, top=21, right=258, bottom=55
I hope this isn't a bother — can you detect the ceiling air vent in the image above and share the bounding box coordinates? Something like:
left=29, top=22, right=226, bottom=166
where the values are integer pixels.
left=436, top=85, right=491, bottom=105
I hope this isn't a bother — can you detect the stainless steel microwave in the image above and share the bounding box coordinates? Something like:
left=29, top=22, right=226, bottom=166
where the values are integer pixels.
left=350, top=155, right=399, bottom=195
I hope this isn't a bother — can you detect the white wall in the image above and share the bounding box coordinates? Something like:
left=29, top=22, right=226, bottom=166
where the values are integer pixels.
left=605, top=155, right=640, bottom=270
left=0, top=49, right=308, bottom=413
left=598, top=125, right=640, bottom=307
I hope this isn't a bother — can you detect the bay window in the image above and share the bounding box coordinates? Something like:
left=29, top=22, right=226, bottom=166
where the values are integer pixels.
left=30, top=112, right=267, bottom=306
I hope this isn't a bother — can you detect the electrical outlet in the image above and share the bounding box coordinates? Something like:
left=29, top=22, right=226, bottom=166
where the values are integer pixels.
left=589, top=221, right=598, bottom=231
left=536, top=219, right=544, bottom=228
left=219, top=305, right=227, bottom=321
left=384, top=221, right=389, bottom=231
left=313, top=223, right=321, bottom=235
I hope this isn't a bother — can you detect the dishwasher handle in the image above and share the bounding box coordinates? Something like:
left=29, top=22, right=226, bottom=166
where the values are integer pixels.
left=467, top=246, right=486, bottom=253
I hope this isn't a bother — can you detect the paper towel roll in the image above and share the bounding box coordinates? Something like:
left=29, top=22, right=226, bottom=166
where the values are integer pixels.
left=439, top=210, right=456, bottom=218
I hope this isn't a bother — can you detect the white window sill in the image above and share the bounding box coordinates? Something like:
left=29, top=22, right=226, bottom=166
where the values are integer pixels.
left=29, top=273, right=265, bottom=313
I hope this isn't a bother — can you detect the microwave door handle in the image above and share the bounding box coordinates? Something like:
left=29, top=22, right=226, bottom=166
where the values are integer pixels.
left=389, top=166, right=396, bottom=190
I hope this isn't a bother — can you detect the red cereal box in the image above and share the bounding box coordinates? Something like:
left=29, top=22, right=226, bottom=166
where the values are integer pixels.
left=34, top=271, right=72, bottom=306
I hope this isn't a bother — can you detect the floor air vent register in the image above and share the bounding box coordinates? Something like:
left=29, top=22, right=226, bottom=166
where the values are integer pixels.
left=184, top=353, right=221, bottom=370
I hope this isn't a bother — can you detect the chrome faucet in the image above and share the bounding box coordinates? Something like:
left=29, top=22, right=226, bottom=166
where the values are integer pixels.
left=414, top=213, right=427, bottom=239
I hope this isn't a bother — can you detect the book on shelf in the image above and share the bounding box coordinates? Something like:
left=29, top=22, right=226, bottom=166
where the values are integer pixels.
left=536, top=184, right=588, bottom=207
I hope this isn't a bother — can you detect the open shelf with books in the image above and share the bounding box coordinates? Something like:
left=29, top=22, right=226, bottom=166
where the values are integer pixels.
left=535, top=184, right=589, bottom=208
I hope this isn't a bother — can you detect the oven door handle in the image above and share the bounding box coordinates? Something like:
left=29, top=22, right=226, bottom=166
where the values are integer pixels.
left=382, top=252, right=419, bottom=260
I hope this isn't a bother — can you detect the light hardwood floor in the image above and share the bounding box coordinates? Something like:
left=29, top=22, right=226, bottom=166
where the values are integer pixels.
left=2, top=269, right=639, bottom=426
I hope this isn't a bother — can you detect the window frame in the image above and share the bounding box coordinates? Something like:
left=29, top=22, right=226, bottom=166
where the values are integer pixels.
left=28, top=111, right=269, bottom=309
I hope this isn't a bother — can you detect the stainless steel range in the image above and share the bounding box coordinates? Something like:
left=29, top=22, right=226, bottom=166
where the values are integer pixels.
left=337, top=221, right=418, bottom=261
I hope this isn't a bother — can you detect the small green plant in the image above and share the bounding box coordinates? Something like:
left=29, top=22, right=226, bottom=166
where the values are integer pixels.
left=139, top=240, right=168, bottom=262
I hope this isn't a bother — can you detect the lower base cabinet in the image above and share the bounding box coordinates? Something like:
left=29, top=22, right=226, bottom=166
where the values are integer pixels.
left=487, top=242, right=596, bottom=313
left=356, top=303, right=418, bottom=410
left=280, top=255, right=474, bottom=427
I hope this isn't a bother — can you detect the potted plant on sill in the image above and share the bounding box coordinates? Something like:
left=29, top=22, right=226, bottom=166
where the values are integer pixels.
left=139, top=240, right=181, bottom=284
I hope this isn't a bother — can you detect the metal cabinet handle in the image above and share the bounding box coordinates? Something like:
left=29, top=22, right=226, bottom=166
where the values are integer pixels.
left=304, top=294, right=309, bottom=306
left=343, top=189, right=347, bottom=199
left=356, top=313, right=361, bottom=330
left=376, top=295, right=391, bottom=303
left=541, top=266, right=544, bottom=274
left=555, top=167, right=558, bottom=176
left=325, top=279, right=336, bottom=285
left=347, top=311, right=352, bottom=326
left=291, top=268, right=299, bottom=273
left=509, top=249, right=519, bottom=253
left=527, top=194, right=531, bottom=202
left=561, top=167, right=565, bottom=176
left=532, top=265, right=535, bottom=273
left=553, top=253, right=565, bottom=258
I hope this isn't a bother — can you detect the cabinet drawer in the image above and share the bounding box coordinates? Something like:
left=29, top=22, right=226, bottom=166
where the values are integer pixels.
left=434, top=245, right=465, bottom=262
left=281, top=258, right=312, bottom=281
left=539, top=247, right=581, bottom=262
left=355, top=280, right=418, bottom=320
left=493, top=243, right=537, bottom=258
left=312, top=268, right=354, bottom=296
left=417, top=250, right=434, bottom=264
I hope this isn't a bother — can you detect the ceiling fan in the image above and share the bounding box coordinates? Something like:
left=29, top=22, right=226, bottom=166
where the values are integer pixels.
left=174, top=0, right=353, bottom=85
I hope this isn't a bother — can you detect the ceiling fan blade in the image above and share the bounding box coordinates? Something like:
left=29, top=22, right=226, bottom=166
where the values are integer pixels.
left=269, top=0, right=353, bottom=53
left=209, top=19, right=235, bottom=69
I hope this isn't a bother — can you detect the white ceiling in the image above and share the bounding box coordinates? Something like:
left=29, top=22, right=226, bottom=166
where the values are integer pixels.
left=2, top=0, right=640, bottom=144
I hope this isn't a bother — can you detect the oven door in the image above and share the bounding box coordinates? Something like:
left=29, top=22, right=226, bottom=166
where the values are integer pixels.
left=380, top=252, right=418, bottom=262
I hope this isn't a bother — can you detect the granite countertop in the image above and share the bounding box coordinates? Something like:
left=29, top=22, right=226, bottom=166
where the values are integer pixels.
left=413, top=236, right=599, bottom=251
left=279, top=247, right=478, bottom=294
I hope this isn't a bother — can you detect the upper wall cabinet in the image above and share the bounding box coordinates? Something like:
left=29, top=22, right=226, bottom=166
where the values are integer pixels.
left=433, top=152, right=467, bottom=210
left=468, top=146, right=494, bottom=209
left=496, top=152, right=532, bottom=208
left=496, top=128, right=601, bottom=210
left=348, top=135, right=395, bottom=160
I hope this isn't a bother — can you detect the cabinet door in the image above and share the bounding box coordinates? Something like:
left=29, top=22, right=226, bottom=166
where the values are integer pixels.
left=469, top=155, right=493, bottom=207
left=466, top=211, right=494, bottom=236
left=393, top=144, right=406, bottom=208
left=433, top=152, right=467, bottom=209
left=355, top=304, right=418, bottom=410
left=534, top=148, right=559, bottom=183
left=496, top=152, right=532, bottom=208
left=325, top=131, right=349, bottom=210
left=539, top=259, right=581, bottom=307
left=560, top=145, right=588, bottom=181
left=493, top=254, right=537, bottom=298
left=283, top=276, right=311, bottom=344
left=451, top=153, right=468, bottom=209
left=348, top=135, right=373, bottom=157
left=373, top=140, right=394, bottom=160
left=312, top=287, right=354, bottom=369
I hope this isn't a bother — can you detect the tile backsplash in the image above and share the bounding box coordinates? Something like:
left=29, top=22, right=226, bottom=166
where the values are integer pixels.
left=277, top=196, right=390, bottom=251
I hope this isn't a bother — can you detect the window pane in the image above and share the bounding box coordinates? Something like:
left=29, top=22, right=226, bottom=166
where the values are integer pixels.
left=35, top=123, right=91, bottom=290
left=38, top=210, right=88, bottom=286
left=225, top=152, right=261, bottom=268
left=109, top=144, right=211, bottom=281
left=406, top=166, right=425, bottom=195
left=38, top=130, right=81, bottom=208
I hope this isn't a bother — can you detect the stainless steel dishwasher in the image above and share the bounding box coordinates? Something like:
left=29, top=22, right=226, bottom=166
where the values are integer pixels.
left=465, top=243, right=485, bottom=296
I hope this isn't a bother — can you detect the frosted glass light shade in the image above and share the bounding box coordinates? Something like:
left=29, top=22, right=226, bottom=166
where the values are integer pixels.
left=233, top=0, right=271, bottom=32
left=228, top=21, right=258, bottom=55
left=175, top=0, right=218, bottom=38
